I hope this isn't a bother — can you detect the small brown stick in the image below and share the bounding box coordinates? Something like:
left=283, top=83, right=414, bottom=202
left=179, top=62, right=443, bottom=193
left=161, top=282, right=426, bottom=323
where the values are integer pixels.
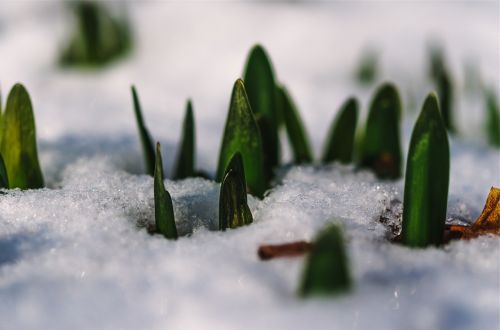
left=258, top=241, right=312, bottom=260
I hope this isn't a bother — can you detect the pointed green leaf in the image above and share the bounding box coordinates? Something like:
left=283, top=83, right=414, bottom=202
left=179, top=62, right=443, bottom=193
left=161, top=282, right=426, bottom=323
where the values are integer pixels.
left=131, top=86, right=155, bottom=176
left=0, top=84, right=44, bottom=189
left=243, top=44, right=280, bottom=177
left=154, top=143, right=178, bottom=239
left=279, top=86, right=313, bottom=164
left=485, top=89, right=500, bottom=148
left=322, top=98, right=358, bottom=164
left=300, top=224, right=352, bottom=297
left=360, top=83, right=403, bottom=179
left=436, top=70, right=455, bottom=133
left=219, top=152, right=253, bottom=230
left=402, top=93, right=450, bottom=247
left=173, top=100, right=195, bottom=179
left=0, top=153, right=8, bottom=189
left=216, top=79, right=266, bottom=197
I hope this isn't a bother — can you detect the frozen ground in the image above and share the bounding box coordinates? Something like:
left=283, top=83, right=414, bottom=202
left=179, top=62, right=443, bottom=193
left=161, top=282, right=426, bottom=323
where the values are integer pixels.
left=0, top=1, right=499, bottom=330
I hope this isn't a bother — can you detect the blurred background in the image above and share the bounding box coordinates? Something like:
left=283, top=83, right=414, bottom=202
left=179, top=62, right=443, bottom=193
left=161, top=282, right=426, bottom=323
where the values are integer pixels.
left=0, top=1, right=498, bottom=183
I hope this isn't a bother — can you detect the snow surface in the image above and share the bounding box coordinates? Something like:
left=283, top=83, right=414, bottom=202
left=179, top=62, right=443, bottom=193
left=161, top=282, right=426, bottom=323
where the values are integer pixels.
left=0, top=1, right=499, bottom=330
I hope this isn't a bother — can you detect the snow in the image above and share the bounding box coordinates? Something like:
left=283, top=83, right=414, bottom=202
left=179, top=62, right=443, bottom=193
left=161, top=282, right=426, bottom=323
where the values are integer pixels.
left=0, top=1, right=499, bottom=330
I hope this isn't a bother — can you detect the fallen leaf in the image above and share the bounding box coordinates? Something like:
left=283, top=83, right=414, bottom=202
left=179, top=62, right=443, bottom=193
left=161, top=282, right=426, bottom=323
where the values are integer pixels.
left=258, top=241, right=312, bottom=260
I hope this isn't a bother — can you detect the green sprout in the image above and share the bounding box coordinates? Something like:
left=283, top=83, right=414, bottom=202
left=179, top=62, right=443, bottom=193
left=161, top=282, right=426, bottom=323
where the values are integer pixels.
left=402, top=93, right=449, bottom=247
left=219, top=152, right=253, bottom=230
left=300, top=224, right=352, bottom=297
left=485, top=89, right=500, bottom=148
left=360, top=83, right=403, bottom=179
left=322, top=97, right=358, bottom=164
left=60, top=0, right=132, bottom=67
left=216, top=79, right=266, bottom=198
left=279, top=86, right=313, bottom=164
left=0, top=84, right=44, bottom=189
left=0, top=154, right=8, bottom=189
left=131, top=86, right=156, bottom=176
left=173, top=100, right=196, bottom=179
left=355, top=49, right=378, bottom=84
left=154, top=143, right=178, bottom=239
left=243, top=45, right=280, bottom=180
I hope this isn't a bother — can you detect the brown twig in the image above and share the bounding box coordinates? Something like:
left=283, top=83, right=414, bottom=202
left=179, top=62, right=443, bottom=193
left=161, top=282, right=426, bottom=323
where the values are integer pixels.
left=258, top=241, right=312, bottom=260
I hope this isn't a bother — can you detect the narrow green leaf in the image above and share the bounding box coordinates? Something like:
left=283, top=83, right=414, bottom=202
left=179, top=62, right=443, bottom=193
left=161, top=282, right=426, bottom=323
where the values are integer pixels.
left=0, top=153, right=8, bottom=189
left=243, top=44, right=280, bottom=178
left=322, top=98, right=358, bottom=164
left=216, top=79, right=266, bottom=197
left=485, top=89, right=500, bottom=148
left=360, top=83, right=403, bottom=179
left=60, top=1, right=132, bottom=67
left=402, top=93, right=450, bottom=247
left=154, top=143, right=178, bottom=239
left=355, top=49, right=378, bottom=84
left=173, top=100, right=195, bottom=179
left=131, top=86, right=155, bottom=176
left=436, top=70, right=455, bottom=133
left=0, top=84, right=44, bottom=189
left=279, top=86, right=313, bottom=164
left=219, top=152, right=253, bottom=230
left=300, top=224, right=352, bottom=297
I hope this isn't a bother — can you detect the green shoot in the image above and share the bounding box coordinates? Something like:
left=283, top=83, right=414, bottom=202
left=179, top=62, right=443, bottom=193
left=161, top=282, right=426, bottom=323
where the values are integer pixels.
left=216, top=79, right=266, bottom=198
left=485, top=89, right=500, bottom=148
left=131, top=86, right=155, bottom=176
left=243, top=45, right=280, bottom=178
left=322, top=97, right=358, bottom=164
left=279, top=86, right=313, bottom=164
left=0, top=84, right=44, bottom=189
left=402, top=93, right=449, bottom=247
left=0, top=153, right=8, bottom=189
left=360, top=83, right=402, bottom=179
left=219, top=152, right=253, bottom=230
left=300, top=224, right=352, bottom=297
left=173, top=100, right=196, bottom=179
left=154, top=143, right=178, bottom=239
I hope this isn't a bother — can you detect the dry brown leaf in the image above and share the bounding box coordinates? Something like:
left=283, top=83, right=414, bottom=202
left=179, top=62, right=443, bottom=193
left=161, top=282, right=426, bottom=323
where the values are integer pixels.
left=449, top=187, right=500, bottom=239
left=258, top=241, right=312, bottom=260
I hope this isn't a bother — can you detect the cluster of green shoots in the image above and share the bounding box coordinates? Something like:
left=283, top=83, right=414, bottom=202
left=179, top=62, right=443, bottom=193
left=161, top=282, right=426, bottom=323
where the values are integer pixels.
left=1, top=43, right=497, bottom=299
left=59, top=1, right=132, bottom=67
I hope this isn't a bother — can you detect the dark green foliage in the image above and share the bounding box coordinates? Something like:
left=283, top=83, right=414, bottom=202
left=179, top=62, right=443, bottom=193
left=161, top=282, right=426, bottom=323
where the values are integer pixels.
left=300, top=224, right=352, bottom=297
left=356, top=50, right=378, bottom=84
left=0, top=84, right=44, bottom=189
left=360, top=83, right=402, bottom=179
left=402, top=93, right=449, bottom=247
left=173, top=100, right=196, bottom=179
left=243, top=45, right=280, bottom=179
left=322, top=98, right=358, bottom=164
left=428, top=46, right=455, bottom=133
left=60, top=1, right=132, bottom=67
left=0, top=154, right=8, bottom=188
left=485, top=89, right=500, bottom=148
left=219, top=152, right=253, bottom=230
left=279, top=86, right=313, bottom=164
left=216, top=79, right=266, bottom=197
left=154, top=143, right=178, bottom=239
left=131, top=86, right=155, bottom=176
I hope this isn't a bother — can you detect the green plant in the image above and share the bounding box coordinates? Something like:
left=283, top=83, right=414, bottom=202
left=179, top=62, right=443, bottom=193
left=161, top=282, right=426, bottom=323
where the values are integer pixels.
left=0, top=154, right=8, bottom=189
left=219, top=152, right=253, bottom=230
left=355, top=49, right=378, bottom=84
left=243, top=45, right=280, bottom=179
left=216, top=79, right=266, bottom=197
left=279, top=86, right=313, bottom=164
left=485, top=89, right=500, bottom=148
left=0, top=84, right=44, bottom=189
left=322, top=97, right=358, bottom=164
left=402, top=93, right=449, bottom=247
left=360, top=83, right=402, bottom=179
left=60, top=0, right=132, bottom=67
left=300, top=224, right=352, bottom=297
left=173, top=100, right=196, bottom=179
left=154, top=143, right=178, bottom=239
left=131, top=86, right=155, bottom=176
